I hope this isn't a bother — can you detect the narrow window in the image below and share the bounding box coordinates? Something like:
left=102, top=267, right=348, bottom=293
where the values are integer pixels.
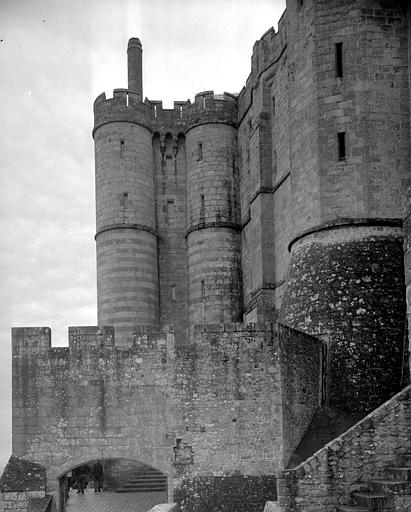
left=179, top=106, right=183, bottom=119
left=299, top=0, right=303, bottom=6
left=120, top=139, right=125, bottom=158
left=202, top=96, right=206, bottom=109
left=122, top=192, right=129, bottom=208
left=167, top=200, right=175, bottom=224
left=201, top=280, right=205, bottom=299
left=154, top=105, right=157, bottom=118
left=338, top=132, right=346, bottom=160
left=335, top=42, right=343, bottom=78
left=272, top=96, right=275, bottom=116
left=171, top=284, right=176, bottom=300
left=197, top=143, right=203, bottom=161
left=200, top=194, right=205, bottom=215
left=126, top=93, right=129, bottom=107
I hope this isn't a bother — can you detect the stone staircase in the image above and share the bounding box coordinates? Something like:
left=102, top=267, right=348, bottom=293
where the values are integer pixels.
left=336, top=454, right=411, bottom=512
left=114, top=468, right=167, bottom=493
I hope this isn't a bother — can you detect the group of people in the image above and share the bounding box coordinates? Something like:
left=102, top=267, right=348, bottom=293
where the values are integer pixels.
left=69, top=460, right=104, bottom=494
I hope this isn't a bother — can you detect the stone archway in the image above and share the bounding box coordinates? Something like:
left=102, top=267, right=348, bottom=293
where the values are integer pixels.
left=58, top=458, right=168, bottom=512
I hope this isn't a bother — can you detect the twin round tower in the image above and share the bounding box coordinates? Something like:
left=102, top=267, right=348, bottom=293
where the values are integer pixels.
left=94, top=0, right=409, bottom=417
left=94, top=38, right=242, bottom=346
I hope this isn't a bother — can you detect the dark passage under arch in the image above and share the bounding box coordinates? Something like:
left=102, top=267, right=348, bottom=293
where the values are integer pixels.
left=59, top=458, right=167, bottom=512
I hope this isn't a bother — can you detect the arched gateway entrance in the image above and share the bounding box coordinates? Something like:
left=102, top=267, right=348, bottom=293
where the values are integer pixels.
left=58, top=458, right=168, bottom=512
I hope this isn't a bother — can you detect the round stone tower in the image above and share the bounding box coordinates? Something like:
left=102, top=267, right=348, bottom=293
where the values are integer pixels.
left=279, top=0, right=408, bottom=413
left=93, top=40, right=159, bottom=345
left=185, top=92, right=242, bottom=326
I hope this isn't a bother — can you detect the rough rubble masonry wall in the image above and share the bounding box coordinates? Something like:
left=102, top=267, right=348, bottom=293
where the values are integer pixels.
left=274, top=385, right=411, bottom=512
left=11, top=324, right=320, bottom=507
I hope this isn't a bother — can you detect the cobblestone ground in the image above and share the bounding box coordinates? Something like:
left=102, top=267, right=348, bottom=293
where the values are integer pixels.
left=65, top=488, right=168, bottom=512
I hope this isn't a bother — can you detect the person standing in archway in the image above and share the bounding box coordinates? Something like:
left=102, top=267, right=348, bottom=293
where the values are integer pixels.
left=92, top=460, right=104, bottom=492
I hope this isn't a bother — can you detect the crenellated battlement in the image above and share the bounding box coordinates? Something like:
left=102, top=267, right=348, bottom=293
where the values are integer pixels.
left=184, top=90, right=238, bottom=132
left=12, top=325, right=174, bottom=355
left=93, top=89, right=152, bottom=136
left=250, top=13, right=287, bottom=80
left=93, top=88, right=239, bottom=135
left=237, top=12, right=287, bottom=119
left=11, top=323, right=270, bottom=353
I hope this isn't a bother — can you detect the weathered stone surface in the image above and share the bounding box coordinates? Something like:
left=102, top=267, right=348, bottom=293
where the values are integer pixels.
left=174, top=474, right=277, bottom=512
left=280, top=224, right=405, bottom=413
left=0, top=457, right=46, bottom=492
left=6, top=2, right=411, bottom=512
left=10, top=324, right=320, bottom=506
left=275, top=385, right=411, bottom=512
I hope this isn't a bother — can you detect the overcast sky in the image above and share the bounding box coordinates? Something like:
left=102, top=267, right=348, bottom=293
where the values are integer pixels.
left=0, top=0, right=285, bottom=472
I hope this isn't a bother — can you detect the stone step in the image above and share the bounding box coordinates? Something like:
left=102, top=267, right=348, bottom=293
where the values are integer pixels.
left=129, top=470, right=164, bottom=475
left=335, top=505, right=368, bottom=512
left=125, top=479, right=167, bottom=486
left=125, top=481, right=166, bottom=487
left=123, top=481, right=166, bottom=487
left=385, top=467, right=411, bottom=481
left=115, top=486, right=167, bottom=493
left=127, top=473, right=165, bottom=480
left=369, top=479, right=411, bottom=495
left=351, top=491, right=390, bottom=509
left=127, top=475, right=167, bottom=479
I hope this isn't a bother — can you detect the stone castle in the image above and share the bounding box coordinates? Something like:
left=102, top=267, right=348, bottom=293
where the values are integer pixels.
left=1, top=1, right=411, bottom=511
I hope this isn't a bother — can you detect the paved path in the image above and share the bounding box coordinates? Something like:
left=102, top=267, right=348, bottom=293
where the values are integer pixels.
left=65, top=488, right=168, bottom=512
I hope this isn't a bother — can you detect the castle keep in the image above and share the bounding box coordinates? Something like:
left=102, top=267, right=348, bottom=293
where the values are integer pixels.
left=2, top=1, right=411, bottom=511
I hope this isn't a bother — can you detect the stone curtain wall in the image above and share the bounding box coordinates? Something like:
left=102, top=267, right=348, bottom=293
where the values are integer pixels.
left=174, top=324, right=283, bottom=479
left=11, top=323, right=321, bottom=508
left=274, top=385, right=411, bottom=512
left=172, top=324, right=322, bottom=512
left=12, top=326, right=175, bottom=501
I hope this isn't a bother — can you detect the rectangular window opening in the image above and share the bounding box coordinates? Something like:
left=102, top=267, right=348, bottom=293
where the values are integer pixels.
left=154, top=105, right=157, bottom=118
left=335, top=42, right=343, bottom=78
left=202, top=96, right=206, bottom=109
left=338, top=132, right=346, bottom=161
left=126, top=93, right=129, bottom=107
left=171, top=284, right=176, bottom=301
left=201, top=280, right=205, bottom=299
left=167, top=200, right=175, bottom=224
left=197, top=143, right=203, bottom=161
left=180, top=106, right=183, bottom=119
left=272, top=96, right=275, bottom=117
left=123, top=192, right=129, bottom=208
left=120, top=139, right=125, bottom=158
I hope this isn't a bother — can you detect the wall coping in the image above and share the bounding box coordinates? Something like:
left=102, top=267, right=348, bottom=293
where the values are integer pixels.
left=282, top=384, right=411, bottom=477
